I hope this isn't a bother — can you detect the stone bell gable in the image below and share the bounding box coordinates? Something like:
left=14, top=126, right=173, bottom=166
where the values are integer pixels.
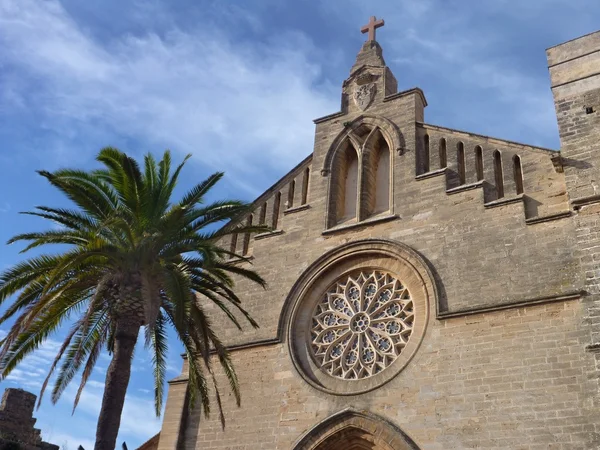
left=156, top=23, right=600, bottom=450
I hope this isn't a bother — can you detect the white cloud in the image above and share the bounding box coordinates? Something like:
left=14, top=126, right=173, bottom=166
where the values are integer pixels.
left=61, top=382, right=163, bottom=441
left=0, top=0, right=337, bottom=194
left=1, top=335, right=62, bottom=390
left=320, top=1, right=561, bottom=147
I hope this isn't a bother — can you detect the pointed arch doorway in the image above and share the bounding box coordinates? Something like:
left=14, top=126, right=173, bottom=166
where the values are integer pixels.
left=292, top=409, right=420, bottom=450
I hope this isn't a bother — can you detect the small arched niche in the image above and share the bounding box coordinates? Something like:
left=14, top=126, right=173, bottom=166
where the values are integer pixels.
left=328, top=139, right=360, bottom=226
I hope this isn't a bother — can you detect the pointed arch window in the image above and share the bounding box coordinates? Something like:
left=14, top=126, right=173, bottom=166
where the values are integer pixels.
left=457, top=141, right=465, bottom=185
left=475, top=146, right=484, bottom=181
left=229, top=232, right=238, bottom=256
left=513, top=155, right=523, bottom=195
left=325, top=121, right=396, bottom=229
left=493, top=150, right=504, bottom=199
left=373, top=133, right=390, bottom=215
left=439, top=138, right=447, bottom=169
left=287, top=179, right=295, bottom=209
left=242, top=214, right=252, bottom=256
left=259, top=202, right=267, bottom=225
left=361, top=129, right=391, bottom=219
left=328, top=139, right=360, bottom=227
left=423, top=134, right=430, bottom=173
left=272, top=192, right=281, bottom=229
left=301, top=168, right=310, bottom=205
left=342, top=149, right=359, bottom=222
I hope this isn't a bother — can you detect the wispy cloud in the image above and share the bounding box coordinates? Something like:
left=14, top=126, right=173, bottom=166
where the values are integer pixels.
left=0, top=0, right=337, bottom=195
left=1, top=335, right=62, bottom=391
left=60, top=382, right=163, bottom=440
left=321, top=0, right=562, bottom=147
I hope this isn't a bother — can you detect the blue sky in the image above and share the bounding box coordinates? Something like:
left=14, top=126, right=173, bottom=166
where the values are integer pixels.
left=0, top=0, right=599, bottom=448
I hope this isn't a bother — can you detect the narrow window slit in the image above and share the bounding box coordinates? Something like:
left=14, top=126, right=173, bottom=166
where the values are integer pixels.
left=301, top=168, right=310, bottom=205
left=229, top=232, right=238, bottom=257
left=439, top=138, right=447, bottom=169
left=493, top=150, right=504, bottom=199
left=513, top=155, right=524, bottom=195
left=457, top=142, right=465, bottom=185
left=242, top=214, right=252, bottom=256
left=287, top=180, right=295, bottom=209
left=423, top=134, right=430, bottom=173
left=259, top=203, right=267, bottom=225
left=272, top=192, right=281, bottom=229
left=475, top=146, right=484, bottom=181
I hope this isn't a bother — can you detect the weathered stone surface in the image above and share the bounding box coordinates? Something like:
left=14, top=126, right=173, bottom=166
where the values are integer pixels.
left=156, top=29, right=600, bottom=450
left=0, top=389, right=58, bottom=450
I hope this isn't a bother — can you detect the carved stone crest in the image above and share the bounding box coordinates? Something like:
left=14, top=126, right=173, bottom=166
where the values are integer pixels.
left=353, top=83, right=375, bottom=111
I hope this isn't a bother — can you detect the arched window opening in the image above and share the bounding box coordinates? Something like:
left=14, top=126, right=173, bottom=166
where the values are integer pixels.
left=329, top=140, right=360, bottom=227
left=439, top=138, right=447, bottom=169
left=493, top=150, right=504, bottom=199
left=242, top=214, right=252, bottom=256
left=301, top=168, right=310, bottom=205
left=423, top=134, right=430, bottom=173
left=513, top=155, right=524, bottom=195
left=374, top=135, right=391, bottom=214
left=287, top=179, right=295, bottom=209
left=340, top=149, right=359, bottom=222
left=272, top=192, right=281, bottom=229
left=362, top=130, right=391, bottom=218
left=475, top=146, right=484, bottom=181
left=229, top=232, right=238, bottom=256
left=259, top=202, right=267, bottom=225
left=457, top=141, right=465, bottom=185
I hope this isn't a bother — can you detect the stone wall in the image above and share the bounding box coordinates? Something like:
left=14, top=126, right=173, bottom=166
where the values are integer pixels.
left=183, top=301, right=591, bottom=449
left=547, top=28, right=600, bottom=449
left=0, top=389, right=58, bottom=450
left=157, top=30, right=600, bottom=450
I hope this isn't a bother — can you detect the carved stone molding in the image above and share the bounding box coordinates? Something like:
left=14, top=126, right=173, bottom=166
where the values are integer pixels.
left=284, top=239, right=435, bottom=395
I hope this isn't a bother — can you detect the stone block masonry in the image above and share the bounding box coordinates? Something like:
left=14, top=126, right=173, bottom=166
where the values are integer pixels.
left=155, top=26, right=600, bottom=450
left=0, top=389, right=58, bottom=450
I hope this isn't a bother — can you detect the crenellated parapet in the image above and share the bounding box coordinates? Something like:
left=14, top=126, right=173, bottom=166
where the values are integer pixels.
left=416, top=123, right=570, bottom=221
left=225, top=155, right=313, bottom=259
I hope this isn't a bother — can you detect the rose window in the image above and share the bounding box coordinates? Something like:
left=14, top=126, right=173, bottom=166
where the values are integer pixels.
left=310, top=271, right=414, bottom=380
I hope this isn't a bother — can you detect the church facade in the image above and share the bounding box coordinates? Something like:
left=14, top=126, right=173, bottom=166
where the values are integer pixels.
left=154, top=23, right=600, bottom=449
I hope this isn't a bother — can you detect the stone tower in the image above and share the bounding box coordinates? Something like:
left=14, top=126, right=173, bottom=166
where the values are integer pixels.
left=547, top=30, right=600, bottom=429
left=0, top=389, right=58, bottom=450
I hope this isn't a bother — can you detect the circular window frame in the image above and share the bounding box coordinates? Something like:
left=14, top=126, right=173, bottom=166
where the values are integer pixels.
left=286, top=239, right=434, bottom=396
left=308, top=269, right=416, bottom=381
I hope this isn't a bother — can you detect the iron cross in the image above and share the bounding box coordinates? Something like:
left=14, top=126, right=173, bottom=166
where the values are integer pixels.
left=361, top=16, right=385, bottom=42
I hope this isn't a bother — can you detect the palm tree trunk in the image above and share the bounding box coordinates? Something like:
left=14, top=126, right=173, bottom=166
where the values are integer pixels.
left=94, top=319, right=140, bottom=450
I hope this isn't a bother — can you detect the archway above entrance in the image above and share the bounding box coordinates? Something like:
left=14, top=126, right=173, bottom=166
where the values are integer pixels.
left=292, top=409, right=420, bottom=450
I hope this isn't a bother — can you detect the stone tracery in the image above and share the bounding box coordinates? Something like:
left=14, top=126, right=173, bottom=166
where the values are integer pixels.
left=310, top=271, right=414, bottom=380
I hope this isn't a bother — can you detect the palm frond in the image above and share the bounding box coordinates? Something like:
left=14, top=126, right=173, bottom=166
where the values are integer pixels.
left=0, top=147, right=266, bottom=434
left=145, top=311, right=168, bottom=416
left=179, top=172, right=224, bottom=208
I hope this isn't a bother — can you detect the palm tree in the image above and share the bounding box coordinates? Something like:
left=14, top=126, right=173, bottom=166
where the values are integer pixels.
left=0, top=148, right=266, bottom=450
